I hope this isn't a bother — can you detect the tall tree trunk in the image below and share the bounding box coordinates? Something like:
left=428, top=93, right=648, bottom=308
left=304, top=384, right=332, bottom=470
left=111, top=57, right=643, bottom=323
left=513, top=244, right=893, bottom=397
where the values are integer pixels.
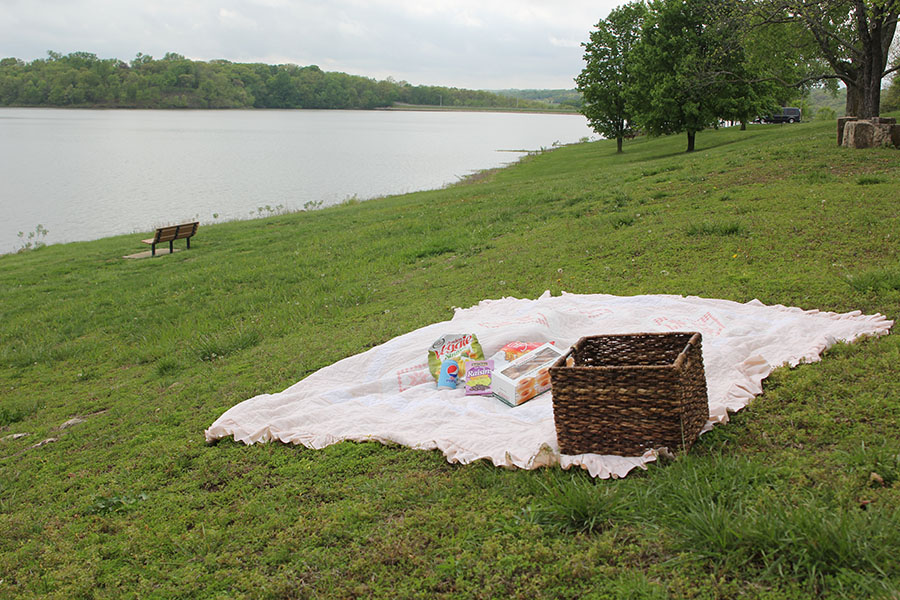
left=616, top=135, right=624, bottom=153
left=846, top=83, right=861, bottom=116
left=686, top=131, right=696, bottom=152
left=740, top=120, right=747, bottom=130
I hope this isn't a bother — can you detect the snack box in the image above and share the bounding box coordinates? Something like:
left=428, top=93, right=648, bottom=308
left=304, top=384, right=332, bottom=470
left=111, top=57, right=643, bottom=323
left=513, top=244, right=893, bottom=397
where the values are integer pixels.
left=492, top=342, right=565, bottom=407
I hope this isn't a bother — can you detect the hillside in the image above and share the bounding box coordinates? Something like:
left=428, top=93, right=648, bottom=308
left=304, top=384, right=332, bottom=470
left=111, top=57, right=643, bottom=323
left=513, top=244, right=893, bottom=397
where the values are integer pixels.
left=1, top=117, right=899, bottom=598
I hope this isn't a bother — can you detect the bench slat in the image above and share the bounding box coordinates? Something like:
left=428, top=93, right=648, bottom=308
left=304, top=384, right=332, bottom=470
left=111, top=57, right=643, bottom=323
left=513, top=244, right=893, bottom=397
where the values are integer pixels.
left=155, top=226, right=181, bottom=242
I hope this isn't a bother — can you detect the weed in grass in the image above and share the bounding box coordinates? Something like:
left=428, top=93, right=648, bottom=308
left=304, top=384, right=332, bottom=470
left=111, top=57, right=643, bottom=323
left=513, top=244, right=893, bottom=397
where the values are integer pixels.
left=609, top=572, right=668, bottom=600
left=857, top=175, right=887, bottom=185
left=195, top=328, right=262, bottom=361
left=0, top=401, right=37, bottom=427
left=803, top=171, right=836, bottom=184
left=606, top=190, right=632, bottom=210
left=684, top=220, right=747, bottom=236
left=155, top=356, right=183, bottom=377
left=611, top=215, right=636, bottom=229
left=15, top=224, right=48, bottom=252
left=86, top=493, right=148, bottom=515
left=641, top=164, right=683, bottom=177
left=836, top=440, right=900, bottom=487
left=523, top=471, right=633, bottom=533
left=406, top=239, right=457, bottom=261
left=75, top=367, right=98, bottom=381
left=845, top=268, right=900, bottom=292
left=250, top=204, right=287, bottom=217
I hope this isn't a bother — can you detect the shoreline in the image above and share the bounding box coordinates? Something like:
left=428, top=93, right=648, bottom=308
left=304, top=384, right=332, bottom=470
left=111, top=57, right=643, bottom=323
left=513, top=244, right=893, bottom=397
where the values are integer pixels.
left=0, top=103, right=580, bottom=115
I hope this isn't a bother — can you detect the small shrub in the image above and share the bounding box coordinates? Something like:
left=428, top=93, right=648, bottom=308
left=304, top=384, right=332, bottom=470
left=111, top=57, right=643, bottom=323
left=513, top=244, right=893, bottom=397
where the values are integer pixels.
left=816, top=107, right=837, bottom=121
left=16, top=224, right=49, bottom=252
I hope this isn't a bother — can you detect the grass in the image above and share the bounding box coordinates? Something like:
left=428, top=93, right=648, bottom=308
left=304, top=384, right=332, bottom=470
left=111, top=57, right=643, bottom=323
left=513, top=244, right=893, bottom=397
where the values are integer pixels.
left=1, top=116, right=900, bottom=598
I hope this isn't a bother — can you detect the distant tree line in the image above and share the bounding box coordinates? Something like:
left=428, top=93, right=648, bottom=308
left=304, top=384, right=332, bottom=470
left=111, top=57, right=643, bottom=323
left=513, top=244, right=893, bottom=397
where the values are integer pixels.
left=0, top=51, right=573, bottom=111
left=493, top=89, right=583, bottom=109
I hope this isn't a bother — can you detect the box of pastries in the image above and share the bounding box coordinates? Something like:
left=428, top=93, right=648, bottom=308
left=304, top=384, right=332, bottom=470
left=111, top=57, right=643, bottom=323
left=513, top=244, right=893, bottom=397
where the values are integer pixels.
left=491, top=342, right=564, bottom=406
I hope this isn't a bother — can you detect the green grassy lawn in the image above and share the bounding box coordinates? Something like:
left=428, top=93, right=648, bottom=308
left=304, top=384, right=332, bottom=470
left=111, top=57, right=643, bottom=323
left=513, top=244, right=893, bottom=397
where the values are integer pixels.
left=1, top=117, right=899, bottom=599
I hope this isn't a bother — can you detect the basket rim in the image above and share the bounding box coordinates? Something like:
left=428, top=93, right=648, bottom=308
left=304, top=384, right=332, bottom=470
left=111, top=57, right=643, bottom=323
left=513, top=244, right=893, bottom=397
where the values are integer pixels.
left=553, top=332, right=702, bottom=371
left=548, top=362, right=681, bottom=372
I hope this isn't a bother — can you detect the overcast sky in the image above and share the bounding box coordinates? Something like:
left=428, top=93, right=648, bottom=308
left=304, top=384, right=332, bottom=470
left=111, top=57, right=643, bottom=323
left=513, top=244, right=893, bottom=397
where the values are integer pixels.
left=0, top=0, right=623, bottom=90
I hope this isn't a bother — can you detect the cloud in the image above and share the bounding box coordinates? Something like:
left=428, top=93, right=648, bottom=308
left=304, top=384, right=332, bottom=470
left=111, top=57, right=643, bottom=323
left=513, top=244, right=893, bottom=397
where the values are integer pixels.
left=0, top=0, right=621, bottom=89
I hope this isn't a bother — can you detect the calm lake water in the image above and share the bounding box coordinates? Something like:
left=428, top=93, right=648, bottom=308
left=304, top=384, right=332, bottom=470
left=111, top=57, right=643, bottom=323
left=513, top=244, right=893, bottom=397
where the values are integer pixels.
left=0, top=108, right=593, bottom=254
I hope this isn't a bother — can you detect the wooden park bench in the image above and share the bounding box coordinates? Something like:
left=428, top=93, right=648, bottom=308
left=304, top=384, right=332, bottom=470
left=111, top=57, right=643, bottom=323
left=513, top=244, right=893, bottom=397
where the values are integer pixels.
left=142, top=222, right=199, bottom=256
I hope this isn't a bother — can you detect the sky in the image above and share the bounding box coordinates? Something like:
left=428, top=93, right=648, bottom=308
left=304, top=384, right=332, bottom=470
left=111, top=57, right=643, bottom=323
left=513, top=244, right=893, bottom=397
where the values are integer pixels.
left=0, top=0, right=623, bottom=90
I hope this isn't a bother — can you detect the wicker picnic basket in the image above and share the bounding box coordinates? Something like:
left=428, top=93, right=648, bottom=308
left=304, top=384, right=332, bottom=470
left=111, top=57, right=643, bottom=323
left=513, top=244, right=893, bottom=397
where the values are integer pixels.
left=549, top=332, right=709, bottom=456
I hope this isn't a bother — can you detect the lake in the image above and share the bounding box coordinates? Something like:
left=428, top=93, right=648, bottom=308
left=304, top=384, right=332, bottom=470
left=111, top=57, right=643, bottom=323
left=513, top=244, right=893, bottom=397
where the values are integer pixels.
left=0, top=108, right=593, bottom=254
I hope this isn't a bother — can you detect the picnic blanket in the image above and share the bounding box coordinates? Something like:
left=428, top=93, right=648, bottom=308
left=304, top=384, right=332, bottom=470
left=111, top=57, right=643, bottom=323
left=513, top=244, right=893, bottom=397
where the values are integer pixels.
left=205, top=292, right=892, bottom=478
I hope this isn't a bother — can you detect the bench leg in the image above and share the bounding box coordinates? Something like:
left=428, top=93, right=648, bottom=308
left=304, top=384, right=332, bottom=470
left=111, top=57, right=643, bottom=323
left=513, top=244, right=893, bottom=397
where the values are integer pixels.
left=186, top=237, right=191, bottom=250
left=169, top=240, right=174, bottom=254
left=151, top=243, right=156, bottom=257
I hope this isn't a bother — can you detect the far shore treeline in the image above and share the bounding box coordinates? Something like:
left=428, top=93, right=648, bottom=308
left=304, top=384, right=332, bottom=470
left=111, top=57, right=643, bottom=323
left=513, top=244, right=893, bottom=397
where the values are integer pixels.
left=0, top=51, right=580, bottom=111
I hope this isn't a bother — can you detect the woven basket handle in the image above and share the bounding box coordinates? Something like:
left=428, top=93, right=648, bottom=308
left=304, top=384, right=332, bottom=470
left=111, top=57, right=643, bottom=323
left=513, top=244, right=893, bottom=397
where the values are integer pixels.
left=674, top=333, right=702, bottom=368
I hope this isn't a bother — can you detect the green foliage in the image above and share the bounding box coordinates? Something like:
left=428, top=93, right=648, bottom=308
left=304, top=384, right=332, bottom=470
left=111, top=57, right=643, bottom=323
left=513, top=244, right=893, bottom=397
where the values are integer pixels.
left=0, top=52, right=572, bottom=111
left=576, top=2, right=647, bottom=151
left=885, top=75, right=900, bottom=112
left=754, top=1, right=900, bottom=117
left=492, top=88, right=583, bottom=109
left=626, top=0, right=781, bottom=151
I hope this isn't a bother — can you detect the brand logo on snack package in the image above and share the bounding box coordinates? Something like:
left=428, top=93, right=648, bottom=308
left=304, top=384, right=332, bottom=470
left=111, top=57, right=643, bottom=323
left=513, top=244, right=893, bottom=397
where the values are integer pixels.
left=439, top=335, right=472, bottom=356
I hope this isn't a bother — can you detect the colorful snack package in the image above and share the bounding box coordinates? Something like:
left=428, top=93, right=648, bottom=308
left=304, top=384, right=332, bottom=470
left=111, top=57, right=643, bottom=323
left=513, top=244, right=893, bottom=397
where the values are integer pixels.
left=427, top=334, right=484, bottom=381
left=498, top=341, right=550, bottom=361
left=464, top=360, right=494, bottom=396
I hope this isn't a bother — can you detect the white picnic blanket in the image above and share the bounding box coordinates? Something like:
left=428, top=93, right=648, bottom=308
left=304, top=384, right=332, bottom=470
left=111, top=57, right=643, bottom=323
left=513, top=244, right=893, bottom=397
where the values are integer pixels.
left=205, top=292, right=892, bottom=478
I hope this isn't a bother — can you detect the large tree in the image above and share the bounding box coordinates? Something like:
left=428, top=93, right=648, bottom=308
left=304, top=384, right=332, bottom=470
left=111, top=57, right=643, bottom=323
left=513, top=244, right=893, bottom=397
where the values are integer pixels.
left=627, top=0, right=778, bottom=152
left=576, top=2, right=647, bottom=152
left=758, top=1, right=899, bottom=117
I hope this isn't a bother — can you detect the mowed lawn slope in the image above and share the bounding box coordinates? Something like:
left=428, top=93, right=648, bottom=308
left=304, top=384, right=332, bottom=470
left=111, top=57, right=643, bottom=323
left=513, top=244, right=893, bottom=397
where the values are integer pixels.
left=1, top=117, right=899, bottom=599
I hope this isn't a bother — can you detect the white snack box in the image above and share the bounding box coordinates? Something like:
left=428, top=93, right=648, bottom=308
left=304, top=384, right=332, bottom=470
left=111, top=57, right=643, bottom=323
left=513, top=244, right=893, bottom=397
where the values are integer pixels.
left=492, top=343, right=564, bottom=407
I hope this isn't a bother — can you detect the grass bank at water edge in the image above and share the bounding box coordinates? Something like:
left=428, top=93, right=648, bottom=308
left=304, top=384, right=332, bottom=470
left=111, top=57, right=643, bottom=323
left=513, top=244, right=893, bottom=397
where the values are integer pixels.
left=1, top=116, right=900, bottom=599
